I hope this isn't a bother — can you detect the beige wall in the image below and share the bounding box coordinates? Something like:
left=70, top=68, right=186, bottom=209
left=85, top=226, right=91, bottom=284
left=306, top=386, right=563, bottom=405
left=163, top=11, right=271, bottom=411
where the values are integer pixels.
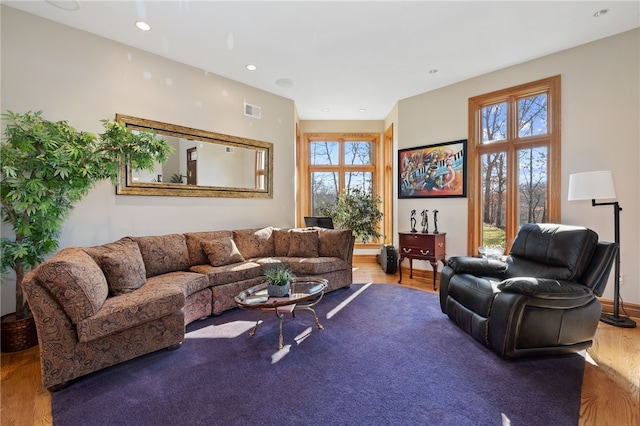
left=1, top=7, right=297, bottom=314
left=2, top=5, right=638, bottom=312
left=392, top=29, right=640, bottom=304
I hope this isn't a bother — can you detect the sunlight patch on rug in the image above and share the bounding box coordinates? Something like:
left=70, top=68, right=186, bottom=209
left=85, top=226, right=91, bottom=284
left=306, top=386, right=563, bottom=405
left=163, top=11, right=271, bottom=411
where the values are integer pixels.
left=187, top=319, right=256, bottom=339
left=326, top=282, right=372, bottom=319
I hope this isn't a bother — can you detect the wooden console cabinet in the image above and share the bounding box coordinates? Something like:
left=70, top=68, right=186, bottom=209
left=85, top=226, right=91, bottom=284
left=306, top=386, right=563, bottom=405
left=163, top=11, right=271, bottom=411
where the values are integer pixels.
left=398, top=232, right=447, bottom=290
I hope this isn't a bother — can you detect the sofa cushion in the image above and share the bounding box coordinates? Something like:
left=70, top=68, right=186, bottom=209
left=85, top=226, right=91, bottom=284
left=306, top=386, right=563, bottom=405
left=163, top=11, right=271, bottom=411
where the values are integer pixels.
left=190, top=261, right=263, bottom=286
left=83, top=237, right=138, bottom=265
left=318, top=228, right=353, bottom=260
left=35, top=248, right=109, bottom=325
left=145, top=271, right=209, bottom=297
left=202, top=238, right=245, bottom=267
left=76, top=284, right=184, bottom=343
left=132, top=234, right=190, bottom=278
left=184, top=231, right=233, bottom=266
left=233, top=227, right=275, bottom=259
left=99, top=239, right=147, bottom=296
left=273, top=229, right=291, bottom=256
left=257, top=257, right=349, bottom=276
left=287, top=229, right=319, bottom=257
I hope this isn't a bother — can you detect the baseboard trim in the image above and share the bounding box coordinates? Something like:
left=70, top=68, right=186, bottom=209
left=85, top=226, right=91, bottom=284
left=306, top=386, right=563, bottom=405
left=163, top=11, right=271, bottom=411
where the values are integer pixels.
left=353, top=254, right=378, bottom=264
left=600, top=299, right=640, bottom=321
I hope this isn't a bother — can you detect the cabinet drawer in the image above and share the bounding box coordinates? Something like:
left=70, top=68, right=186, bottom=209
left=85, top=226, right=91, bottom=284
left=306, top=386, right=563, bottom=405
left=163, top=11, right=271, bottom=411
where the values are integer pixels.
left=398, top=232, right=446, bottom=259
left=399, top=233, right=433, bottom=246
left=400, top=246, right=433, bottom=257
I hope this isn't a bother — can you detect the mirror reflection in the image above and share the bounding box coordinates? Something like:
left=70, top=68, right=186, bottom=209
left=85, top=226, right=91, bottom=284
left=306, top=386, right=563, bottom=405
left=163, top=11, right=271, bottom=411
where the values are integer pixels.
left=116, top=114, right=273, bottom=198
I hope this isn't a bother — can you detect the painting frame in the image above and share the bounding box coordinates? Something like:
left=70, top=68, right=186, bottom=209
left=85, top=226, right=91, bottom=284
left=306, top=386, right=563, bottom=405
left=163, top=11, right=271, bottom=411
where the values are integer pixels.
left=398, top=139, right=467, bottom=199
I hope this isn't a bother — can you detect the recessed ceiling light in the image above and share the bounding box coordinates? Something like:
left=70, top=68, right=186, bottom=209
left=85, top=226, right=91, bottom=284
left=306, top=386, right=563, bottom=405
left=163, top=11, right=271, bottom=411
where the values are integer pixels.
left=135, top=21, right=151, bottom=31
left=359, top=108, right=367, bottom=113
left=593, top=9, right=609, bottom=18
left=276, top=78, right=295, bottom=88
left=322, top=108, right=330, bottom=113
left=45, top=0, right=79, bottom=11
left=246, top=64, right=257, bottom=71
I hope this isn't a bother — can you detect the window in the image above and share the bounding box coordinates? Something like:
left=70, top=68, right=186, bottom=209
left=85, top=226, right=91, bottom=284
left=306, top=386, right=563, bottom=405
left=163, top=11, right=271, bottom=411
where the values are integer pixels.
left=468, top=76, right=561, bottom=254
left=299, top=132, right=383, bottom=245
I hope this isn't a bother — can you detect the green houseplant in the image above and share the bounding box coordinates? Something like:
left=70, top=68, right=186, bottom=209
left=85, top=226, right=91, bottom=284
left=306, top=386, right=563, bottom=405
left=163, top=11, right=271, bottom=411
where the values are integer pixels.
left=0, top=110, right=172, bottom=351
left=320, top=186, right=383, bottom=243
left=264, top=264, right=295, bottom=297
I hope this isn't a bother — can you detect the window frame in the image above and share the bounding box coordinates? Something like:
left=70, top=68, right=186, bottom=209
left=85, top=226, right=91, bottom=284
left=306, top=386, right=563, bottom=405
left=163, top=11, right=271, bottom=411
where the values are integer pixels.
left=467, top=75, right=561, bottom=254
left=298, top=132, right=384, bottom=247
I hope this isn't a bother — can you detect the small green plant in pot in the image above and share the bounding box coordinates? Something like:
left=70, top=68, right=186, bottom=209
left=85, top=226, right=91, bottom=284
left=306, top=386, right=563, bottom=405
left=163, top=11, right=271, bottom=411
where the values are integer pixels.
left=264, top=264, right=295, bottom=297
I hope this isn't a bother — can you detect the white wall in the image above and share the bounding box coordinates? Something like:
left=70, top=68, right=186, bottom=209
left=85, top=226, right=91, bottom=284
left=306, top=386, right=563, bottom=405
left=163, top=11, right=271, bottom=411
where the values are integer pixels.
left=393, top=29, right=640, bottom=305
left=1, top=7, right=297, bottom=314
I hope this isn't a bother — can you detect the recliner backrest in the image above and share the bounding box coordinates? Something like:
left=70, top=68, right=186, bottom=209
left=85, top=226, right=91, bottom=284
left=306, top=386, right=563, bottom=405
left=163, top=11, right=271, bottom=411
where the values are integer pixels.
left=507, top=223, right=598, bottom=282
left=580, top=241, right=617, bottom=296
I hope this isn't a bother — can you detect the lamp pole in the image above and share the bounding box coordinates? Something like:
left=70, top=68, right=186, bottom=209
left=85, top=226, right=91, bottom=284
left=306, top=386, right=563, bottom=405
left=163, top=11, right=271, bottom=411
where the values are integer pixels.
left=594, top=200, right=636, bottom=328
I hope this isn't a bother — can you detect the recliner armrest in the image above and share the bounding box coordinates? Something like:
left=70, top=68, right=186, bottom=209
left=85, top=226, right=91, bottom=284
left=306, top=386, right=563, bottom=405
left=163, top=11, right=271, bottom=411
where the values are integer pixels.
left=497, top=277, right=592, bottom=299
left=447, top=256, right=508, bottom=277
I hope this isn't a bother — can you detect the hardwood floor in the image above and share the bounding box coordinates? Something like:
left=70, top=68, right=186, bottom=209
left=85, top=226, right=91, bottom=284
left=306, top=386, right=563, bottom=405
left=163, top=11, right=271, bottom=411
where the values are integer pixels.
left=1, top=257, right=638, bottom=426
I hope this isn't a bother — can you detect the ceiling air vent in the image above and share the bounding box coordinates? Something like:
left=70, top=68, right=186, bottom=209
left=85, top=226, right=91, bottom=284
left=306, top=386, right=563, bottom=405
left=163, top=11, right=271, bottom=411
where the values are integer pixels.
left=244, top=102, right=261, bottom=119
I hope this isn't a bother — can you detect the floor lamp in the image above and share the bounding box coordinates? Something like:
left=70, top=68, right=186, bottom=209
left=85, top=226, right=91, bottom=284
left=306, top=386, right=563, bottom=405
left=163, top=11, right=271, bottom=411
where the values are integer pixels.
left=568, top=170, right=636, bottom=328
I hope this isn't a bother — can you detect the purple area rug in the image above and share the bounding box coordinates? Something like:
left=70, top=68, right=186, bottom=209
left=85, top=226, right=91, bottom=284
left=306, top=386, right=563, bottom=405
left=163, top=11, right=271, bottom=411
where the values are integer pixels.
left=51, top=284, right=584, bottom=425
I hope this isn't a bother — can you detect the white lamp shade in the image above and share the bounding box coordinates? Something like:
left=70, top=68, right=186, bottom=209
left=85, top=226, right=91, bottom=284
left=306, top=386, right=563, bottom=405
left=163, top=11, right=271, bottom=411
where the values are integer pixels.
left=568, top=170, right=617, bottom=201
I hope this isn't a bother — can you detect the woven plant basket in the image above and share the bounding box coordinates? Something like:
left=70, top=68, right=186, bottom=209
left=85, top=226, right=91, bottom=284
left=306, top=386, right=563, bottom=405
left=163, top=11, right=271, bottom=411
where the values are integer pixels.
left=1, top=313, right=38, bottom=353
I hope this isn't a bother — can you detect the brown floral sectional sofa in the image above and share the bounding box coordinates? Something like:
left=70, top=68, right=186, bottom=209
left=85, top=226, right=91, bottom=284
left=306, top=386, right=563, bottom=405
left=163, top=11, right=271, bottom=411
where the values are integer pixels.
left=22, top=226, right=354, bottom=391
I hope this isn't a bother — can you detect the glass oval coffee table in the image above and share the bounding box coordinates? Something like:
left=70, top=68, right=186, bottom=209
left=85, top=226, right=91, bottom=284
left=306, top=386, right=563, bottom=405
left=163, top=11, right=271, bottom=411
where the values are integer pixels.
left=234, top=277, right=328, bottom=349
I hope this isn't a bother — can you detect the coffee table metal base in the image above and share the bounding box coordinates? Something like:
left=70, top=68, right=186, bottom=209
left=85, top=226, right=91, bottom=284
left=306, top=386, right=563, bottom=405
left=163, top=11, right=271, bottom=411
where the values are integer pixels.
left=249, top=296, right=325, bottom=349
left=235, top=278, right=328, bottom=350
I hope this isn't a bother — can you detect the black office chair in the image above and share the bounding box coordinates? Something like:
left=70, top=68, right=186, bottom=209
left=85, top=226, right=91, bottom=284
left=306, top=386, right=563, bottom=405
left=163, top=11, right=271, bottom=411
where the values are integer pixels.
left=304, top=216, right=334, bottom=229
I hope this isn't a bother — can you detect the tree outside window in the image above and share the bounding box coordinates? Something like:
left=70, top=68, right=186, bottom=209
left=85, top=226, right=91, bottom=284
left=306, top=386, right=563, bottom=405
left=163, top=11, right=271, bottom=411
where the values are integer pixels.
left=469, top=76, right=561, bottom=253
left=301, top=133, right=382, bottom=244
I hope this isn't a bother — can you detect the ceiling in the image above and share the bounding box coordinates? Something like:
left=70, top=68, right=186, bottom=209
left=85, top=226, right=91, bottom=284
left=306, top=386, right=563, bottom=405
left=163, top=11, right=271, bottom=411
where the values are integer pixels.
left=5, top=1, right=639, bottom=120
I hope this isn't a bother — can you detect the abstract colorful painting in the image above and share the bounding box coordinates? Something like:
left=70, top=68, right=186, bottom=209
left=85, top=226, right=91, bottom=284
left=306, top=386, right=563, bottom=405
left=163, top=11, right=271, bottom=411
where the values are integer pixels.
left=398, top=139, right=467, bottom=198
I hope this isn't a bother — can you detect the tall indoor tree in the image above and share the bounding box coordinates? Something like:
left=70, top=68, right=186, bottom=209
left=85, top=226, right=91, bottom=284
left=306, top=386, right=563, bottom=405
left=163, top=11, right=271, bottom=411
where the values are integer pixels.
left=1, top=110, right=172, bottom=322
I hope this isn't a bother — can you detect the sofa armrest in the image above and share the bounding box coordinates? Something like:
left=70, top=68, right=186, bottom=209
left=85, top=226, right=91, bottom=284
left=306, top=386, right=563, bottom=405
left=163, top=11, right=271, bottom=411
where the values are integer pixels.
left=447, top=256, right=507, bottom=277
left=22, top=270, right=80, bottom=348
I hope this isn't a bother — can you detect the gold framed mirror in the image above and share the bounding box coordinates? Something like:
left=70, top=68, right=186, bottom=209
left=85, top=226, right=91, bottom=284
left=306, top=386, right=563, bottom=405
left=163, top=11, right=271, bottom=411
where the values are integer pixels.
left=116, top=115, right=273, bottom=198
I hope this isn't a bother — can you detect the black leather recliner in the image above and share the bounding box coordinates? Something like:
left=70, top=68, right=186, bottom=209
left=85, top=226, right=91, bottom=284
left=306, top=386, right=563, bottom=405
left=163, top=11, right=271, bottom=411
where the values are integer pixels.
left=439, top=223, right=617, bottom=358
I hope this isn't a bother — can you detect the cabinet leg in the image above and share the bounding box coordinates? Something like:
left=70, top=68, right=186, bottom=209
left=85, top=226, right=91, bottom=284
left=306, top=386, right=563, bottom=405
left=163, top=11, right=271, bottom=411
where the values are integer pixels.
left=430, top=261, right=439, bottom=291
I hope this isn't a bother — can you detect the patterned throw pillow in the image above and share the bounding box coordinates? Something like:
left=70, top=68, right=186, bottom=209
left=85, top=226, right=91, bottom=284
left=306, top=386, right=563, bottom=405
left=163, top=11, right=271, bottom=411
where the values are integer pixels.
left=318, top=229, right=353, bottom=260
left=132, top=234, right=190, bottom=278
left=201, top=238, right=246, bottom=267
left=273, top=229, right=291, bottom=256
left=233, top=227, right=275, bottom=259
left=36, top=248, right=109, bottom=324
left=100, top=240, right=147, bottom=296
left=287, top=229, right=319, bottom=257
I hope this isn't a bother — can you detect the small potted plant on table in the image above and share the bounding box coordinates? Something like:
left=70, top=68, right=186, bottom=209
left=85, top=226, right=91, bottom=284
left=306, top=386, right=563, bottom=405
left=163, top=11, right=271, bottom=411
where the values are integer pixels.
left=264, top=264, right=295, bottom=297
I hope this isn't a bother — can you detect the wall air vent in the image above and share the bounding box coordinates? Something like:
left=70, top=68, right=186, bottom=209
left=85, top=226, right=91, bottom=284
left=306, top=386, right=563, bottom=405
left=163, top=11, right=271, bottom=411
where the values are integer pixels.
left=244, top=102, right=262, bottom=119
